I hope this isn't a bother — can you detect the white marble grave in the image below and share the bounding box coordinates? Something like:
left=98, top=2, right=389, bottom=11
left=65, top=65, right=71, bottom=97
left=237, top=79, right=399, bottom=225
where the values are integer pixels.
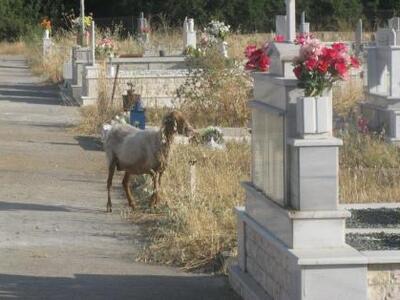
left=183, top=17, right=196, bottom=50
left=229, top=1, right=368, bottom=299
left=362, top=17, right=400, bottom=143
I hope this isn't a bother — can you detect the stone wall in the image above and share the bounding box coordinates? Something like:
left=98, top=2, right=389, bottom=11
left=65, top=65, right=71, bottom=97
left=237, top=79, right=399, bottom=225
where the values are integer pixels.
left=113, top=71, right=188, bottom=107
left=368, top=264, right=400, bottom=300
left=244, top=224, right=297, bottom=300
left=81, top=68, right=189, bottom=107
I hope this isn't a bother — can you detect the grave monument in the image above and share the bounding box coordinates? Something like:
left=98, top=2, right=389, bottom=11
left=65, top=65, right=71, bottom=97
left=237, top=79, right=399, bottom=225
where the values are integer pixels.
left=183, top=17, right=197, bottom=50
left=362, top=17, right=400, bottom=143
left=229, top=1, right=368, bottom=299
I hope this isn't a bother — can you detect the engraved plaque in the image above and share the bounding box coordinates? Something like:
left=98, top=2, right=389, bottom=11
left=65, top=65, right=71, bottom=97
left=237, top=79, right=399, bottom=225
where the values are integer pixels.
left=252, top=103, right=285, bottom=206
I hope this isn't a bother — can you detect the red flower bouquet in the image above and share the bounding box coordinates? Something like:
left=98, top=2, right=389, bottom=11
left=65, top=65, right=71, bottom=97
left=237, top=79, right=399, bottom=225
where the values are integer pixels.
left=293, top=34, right=360, bottom=96
left=244, top=45, right=270, bottom=72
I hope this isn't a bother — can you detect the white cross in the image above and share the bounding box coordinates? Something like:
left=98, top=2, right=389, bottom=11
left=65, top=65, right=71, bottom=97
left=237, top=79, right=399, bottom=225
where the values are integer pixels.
left=80, top=0, right=85, bottom=45
left=286, top=0, right=296, bottom=42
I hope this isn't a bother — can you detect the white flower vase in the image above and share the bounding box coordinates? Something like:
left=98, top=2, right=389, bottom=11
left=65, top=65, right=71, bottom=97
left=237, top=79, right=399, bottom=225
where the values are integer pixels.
left=44, top=29, right=50, bottom=39
left=220, top=41, right=228, bottom=58
left=296, top=94, right=333, bottom=138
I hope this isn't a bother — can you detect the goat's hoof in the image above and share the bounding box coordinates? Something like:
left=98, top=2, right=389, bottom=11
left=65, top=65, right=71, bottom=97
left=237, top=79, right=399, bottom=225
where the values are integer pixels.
left=150, top=194, right=160, bottom=208
left=106, top=206, right=112, bottom=213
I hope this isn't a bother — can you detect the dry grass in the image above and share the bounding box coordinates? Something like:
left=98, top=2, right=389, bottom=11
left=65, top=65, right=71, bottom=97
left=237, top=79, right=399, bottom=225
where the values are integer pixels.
left=0, top=41, right=26, bottom=55
left=24, top=32, right=76, bottom=83
left=333, top=80, right=400, bottom=204
left=339, top=131, right=400, bottom=203
left=133, top=142, right=250, bottom=272
left=333, top=78, right=364, bottom=119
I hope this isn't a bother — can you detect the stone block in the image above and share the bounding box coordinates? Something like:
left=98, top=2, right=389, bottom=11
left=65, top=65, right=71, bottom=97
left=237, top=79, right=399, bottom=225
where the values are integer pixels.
left=275, top=15, right=287, bottom=38
left=289, top=139, right=341, bottom=210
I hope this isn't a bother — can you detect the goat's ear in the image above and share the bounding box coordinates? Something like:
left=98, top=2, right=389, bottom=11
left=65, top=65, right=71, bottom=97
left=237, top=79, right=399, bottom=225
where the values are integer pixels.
left=173, top=120, right=178, bottom=132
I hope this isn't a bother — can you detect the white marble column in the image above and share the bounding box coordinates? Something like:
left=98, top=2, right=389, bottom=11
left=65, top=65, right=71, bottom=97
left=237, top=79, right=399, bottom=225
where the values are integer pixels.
left=286, top=0, right=296, bottom=42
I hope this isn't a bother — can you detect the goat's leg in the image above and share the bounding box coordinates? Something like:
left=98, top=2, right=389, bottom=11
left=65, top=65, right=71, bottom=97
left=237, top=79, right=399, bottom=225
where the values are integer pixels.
left=150, top=172, right=160, bottom=207
left=158, top=171, right=163, bottom=186
left=122, top=172, right=135, bottom=209
left=106, top=160, right=117, bottom=213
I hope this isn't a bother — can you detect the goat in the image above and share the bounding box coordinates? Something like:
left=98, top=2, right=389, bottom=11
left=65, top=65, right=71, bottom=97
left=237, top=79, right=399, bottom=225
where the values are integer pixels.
left=103, top=111, right=193, bottom=212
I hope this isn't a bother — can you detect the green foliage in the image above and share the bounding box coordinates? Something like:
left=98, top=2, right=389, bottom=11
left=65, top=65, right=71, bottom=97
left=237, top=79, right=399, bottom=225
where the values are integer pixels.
left=0, top=0, right=30, bottom=41
left=2, top=0, right=400, bottom=40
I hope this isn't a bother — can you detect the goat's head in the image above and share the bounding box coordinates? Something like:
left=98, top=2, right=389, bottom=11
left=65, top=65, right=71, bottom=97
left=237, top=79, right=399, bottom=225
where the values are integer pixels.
left=162, top=111, right=194, bottom=137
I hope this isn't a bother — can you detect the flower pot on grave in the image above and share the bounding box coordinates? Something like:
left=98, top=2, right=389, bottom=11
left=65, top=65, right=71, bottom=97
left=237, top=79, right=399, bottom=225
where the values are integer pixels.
left=296, top=95, right=333, bottom=138
left=44, top=29, right=50, bottom=39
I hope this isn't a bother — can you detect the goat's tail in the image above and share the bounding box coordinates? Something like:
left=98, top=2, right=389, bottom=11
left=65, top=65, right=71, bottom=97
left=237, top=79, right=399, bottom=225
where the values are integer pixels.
left=102, top=124, right=116, bottom=168
left=101, top=123, right=113, bottom=143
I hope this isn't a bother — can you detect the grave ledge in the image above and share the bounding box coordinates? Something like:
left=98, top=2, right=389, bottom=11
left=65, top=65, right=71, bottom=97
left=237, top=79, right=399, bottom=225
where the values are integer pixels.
left=293, top=246, right=367, bottom=266
left=252, top=72, right=298, bottom=86
left=288, top=137, right=343, bottom=147
left=242, top=182, right=349, bottom=219
left=236, top=206, right=366, bottom=266
left=362, top=250, right=400, bottom=264
left=366, top=93, right=400, bottom=101
left=110, top=56, right=186, bottom=63
left=364, top=45, right=400, bottom=50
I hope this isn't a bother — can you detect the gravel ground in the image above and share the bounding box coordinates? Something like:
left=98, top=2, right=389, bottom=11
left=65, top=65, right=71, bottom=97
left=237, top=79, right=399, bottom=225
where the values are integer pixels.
left=346, top=208, right=400, bottom=250
left=346, top=232, right=400, bottom=251
left=346, top=208, right=400, bottom=228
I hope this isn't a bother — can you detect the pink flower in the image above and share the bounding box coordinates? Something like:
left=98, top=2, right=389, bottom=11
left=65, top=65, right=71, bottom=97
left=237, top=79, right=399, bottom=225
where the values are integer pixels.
left=244, top=45, right=270, bottom=72
left=305, top=58, right=318, bottom=70
left=274, top=35, right=285, bottom=42
left=292, top=37, right=358, bottom=96
left=317, top=60, right=330, bottom=74
left=295, top=33, right=313, bottom=45
left=293, top=66, right=302, bottom=79
left=258, top=53, right=270, bottom=71
left=334, top=61, right=348, bottom=78
left=332, top=42, right=348, bottom=53
left=244, top=45, right=257, bottom=59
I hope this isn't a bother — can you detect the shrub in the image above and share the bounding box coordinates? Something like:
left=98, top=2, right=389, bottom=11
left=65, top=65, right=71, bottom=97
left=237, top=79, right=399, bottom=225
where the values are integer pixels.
left=176, top=46, right=252, bottom=128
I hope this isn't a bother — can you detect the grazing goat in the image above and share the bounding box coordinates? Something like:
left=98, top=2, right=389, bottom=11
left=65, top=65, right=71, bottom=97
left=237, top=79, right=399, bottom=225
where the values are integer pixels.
left=103, top=111, right=193, bottom=212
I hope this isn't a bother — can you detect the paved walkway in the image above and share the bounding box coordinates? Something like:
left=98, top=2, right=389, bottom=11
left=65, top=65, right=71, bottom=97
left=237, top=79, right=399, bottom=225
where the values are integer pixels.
left=0, top=55, right=238, bottom=300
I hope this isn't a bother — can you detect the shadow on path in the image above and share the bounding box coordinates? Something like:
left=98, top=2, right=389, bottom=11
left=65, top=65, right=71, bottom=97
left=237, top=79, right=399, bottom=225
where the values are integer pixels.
left=74, top=136, right=103, bottom=152
left=0, top=201, right=100, bottom=214
left=0, top=201, right=70, bottom=212
left=0, top=84, right=61, bottom=105
left=0, top=273, right=238, bottom=300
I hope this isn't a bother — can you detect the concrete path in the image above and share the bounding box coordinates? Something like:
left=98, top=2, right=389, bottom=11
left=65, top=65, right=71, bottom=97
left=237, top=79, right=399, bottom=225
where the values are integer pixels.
left=0, top=55, right=238, bottom=300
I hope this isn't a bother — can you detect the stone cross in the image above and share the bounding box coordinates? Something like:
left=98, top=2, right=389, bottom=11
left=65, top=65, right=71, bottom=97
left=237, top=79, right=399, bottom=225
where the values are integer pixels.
left=138, top=12, right=146, bottom=32
left=80, top=0, right=85, bottom=46
left=138, top=12, right=149, bottom=44
left=355, top=19, right=363, bottom=56
left=390, top=29, right=397, bottom=46
left=183, top=17, right=197, bottom=50
left=300, top=11, right=310, bottom=34
left=286, top=0, right=296, bottom=42
left=389, top=17, right=400, bottom=31
left=91, top=21, right=96, bottom=65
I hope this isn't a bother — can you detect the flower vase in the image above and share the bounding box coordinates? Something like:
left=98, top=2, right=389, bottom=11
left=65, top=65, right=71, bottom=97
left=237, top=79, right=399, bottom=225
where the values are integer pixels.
left=220, top=41, right=228, bottom=58
left=296, top=93, right=333, bottom=138
left=44, top=29, right=50, bottom=39
left=85, top=30, right=90, bottom=47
